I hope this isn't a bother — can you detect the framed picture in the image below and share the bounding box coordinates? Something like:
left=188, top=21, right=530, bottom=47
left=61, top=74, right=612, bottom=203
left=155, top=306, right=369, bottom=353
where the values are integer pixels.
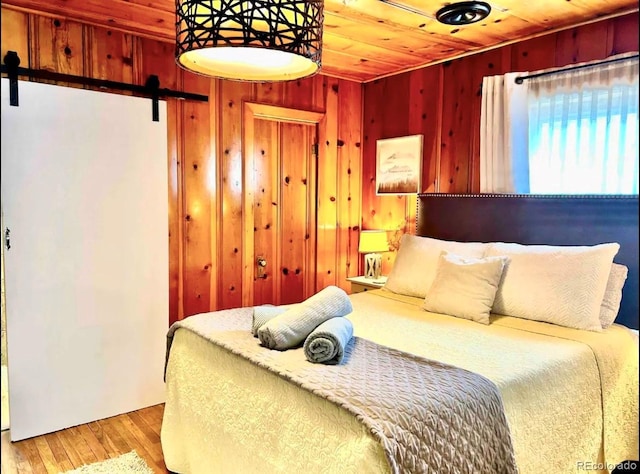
left=375, top=134, right=423, bottom=195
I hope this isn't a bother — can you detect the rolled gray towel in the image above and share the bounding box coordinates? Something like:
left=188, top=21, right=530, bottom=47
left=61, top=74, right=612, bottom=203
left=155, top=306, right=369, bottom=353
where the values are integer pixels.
left=257, top=286, right=353, bottom=350
left=252, top=305, right=287, bottom=337
left=303, top=317, right=354, bottom=365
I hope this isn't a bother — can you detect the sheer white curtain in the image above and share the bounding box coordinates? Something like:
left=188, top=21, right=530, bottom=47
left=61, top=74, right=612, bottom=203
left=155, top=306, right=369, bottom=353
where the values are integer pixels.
left=480, top=72, right=530, bottom=193
left=480, top=53, right=639, bottom=195
left=528, top=55, right=639, bottom=194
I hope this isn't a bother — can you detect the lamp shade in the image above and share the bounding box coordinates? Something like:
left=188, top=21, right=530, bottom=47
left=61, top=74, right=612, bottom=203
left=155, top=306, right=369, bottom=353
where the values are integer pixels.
left=358, top=230, right=389, bottom=254
left=176, top=0, right=324, bottom=82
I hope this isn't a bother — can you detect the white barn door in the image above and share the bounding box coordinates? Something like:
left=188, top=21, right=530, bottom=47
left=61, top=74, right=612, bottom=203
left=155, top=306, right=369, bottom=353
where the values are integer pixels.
left=1, top=79, right=168, bottom=441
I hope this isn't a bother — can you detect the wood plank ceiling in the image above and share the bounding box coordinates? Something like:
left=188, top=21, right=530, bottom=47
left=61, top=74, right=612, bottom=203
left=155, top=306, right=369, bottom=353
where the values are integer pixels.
left=3, top=0, right=638, bottom=82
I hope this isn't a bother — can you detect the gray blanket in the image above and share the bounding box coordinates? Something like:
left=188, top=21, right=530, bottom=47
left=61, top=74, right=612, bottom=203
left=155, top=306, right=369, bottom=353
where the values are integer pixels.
left=165, top=308, right=518, bottom=474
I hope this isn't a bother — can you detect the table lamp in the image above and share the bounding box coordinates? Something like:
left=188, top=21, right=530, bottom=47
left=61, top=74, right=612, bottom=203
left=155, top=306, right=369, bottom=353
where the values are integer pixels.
left=358, top=230, right=389, bottom=279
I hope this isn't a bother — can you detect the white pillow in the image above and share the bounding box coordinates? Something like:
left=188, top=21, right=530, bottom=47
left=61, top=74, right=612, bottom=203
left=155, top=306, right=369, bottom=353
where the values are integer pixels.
left=599, top=263, right=628, bottom=329
left=423, top=252, right=509, bottom=325
left=486, top=242, right=620, bottom=332
left=384, top=235, right=488, bottom=298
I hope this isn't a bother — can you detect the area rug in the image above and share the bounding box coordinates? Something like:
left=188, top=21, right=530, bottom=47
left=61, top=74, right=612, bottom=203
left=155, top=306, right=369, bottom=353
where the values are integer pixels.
left=60, top=451, right=154, bottom=474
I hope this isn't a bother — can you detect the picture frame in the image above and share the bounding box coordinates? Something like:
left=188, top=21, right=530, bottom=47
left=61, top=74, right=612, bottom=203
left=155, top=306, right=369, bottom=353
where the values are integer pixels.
left=375, top=134, right=423, bottom=195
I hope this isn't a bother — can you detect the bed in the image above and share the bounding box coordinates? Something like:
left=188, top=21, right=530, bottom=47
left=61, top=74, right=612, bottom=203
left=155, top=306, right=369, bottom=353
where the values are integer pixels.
left=161, top=194, right=639, bottom=474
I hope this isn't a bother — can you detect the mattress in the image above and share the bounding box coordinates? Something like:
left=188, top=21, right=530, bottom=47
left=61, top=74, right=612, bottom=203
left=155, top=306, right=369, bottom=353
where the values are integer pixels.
left=161, top=289, right=639, bottom=474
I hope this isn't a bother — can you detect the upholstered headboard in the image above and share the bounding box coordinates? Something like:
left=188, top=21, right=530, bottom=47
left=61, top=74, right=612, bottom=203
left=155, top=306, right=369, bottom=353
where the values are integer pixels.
left=416, top=194, right=639, bottom=330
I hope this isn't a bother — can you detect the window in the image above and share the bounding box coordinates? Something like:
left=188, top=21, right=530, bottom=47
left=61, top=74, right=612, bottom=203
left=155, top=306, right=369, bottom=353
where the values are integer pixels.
left=479, top=54, right=639, bottom=195
left=528, top=80, right=638, bottom=194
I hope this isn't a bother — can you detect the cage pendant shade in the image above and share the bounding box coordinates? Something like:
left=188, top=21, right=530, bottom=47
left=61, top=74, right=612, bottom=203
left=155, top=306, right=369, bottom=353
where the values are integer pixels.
left=176, top=0, right=324, bottom=81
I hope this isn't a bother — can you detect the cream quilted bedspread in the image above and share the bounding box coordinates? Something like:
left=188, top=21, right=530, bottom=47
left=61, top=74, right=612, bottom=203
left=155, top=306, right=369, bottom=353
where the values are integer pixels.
left=164, top=307, right=517, bottom=474
left=161, top=290, right=639, bottom=474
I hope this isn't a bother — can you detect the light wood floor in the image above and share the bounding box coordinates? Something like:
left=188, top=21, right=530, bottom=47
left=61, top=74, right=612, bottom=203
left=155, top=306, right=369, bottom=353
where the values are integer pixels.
left=0, top=404, right=169, bottom=474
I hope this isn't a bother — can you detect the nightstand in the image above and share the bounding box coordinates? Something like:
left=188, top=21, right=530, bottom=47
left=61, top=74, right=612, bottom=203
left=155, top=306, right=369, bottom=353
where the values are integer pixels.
left=347, top=275, right=387, bottom=294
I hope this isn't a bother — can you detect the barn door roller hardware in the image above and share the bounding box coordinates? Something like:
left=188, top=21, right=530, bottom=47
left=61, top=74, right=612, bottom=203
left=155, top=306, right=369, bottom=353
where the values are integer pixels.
left=1, top=51, right=208, bottom=122
left=4, top=51, right=20, bottom=107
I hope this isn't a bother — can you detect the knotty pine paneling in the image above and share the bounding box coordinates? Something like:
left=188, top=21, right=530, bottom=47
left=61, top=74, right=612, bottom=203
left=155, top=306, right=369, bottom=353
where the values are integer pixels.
left=444, top=47, right=510, bottom=193
left=362, top=72, right=418, bottom=274
left=316, top=77, right=340, bottom=291
left=32, top=15, right=84, bottom=87
left=182, top=72, right=214, bottom=316
left=218, top=80, right=251, bottom=310
left=85, top=28, right=133, bottom=84
left=611, top=14, right=640, bottom=54
left=133, top=38, right=177, bottom=90
left=336, top=80, right=363, bottom=286
left=362, top=13, right=639, bottom=255
left=7, top=7, right=632, bottom=322
left=166, top=92, right=182, bottom=322
left=4, top=0, right=637, bottom=82
left=1, top=7, right=363, bottom=324
left=1, top=9, right=30, bottom=64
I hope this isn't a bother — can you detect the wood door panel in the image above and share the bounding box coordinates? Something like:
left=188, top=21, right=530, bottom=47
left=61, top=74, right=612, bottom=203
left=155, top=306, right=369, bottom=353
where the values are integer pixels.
left=279, top=122, right=311, bottom=305
left=252, top=119, right=280, bottom=306
left=245, top=103, right=322, bottom=308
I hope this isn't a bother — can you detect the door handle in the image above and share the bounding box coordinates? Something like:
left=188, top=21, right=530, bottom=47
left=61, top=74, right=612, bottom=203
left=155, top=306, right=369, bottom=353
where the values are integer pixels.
left=256, top=256, right=267, bottom=279
left=4, top=228, right=10, bottom=250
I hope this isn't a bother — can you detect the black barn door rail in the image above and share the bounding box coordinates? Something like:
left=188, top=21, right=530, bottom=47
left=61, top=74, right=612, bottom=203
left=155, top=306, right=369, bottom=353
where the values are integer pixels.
left=1, top=51, right=208, bottom=122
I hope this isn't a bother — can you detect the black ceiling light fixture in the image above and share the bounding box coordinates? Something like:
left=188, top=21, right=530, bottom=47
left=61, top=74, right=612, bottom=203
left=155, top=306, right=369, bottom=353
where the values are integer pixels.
left=435, top=1, right=491, bottom=25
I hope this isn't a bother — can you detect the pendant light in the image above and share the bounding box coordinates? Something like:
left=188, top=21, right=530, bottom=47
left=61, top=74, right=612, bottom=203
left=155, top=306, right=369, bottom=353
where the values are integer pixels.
left=176, top=0, right=324, bottom=82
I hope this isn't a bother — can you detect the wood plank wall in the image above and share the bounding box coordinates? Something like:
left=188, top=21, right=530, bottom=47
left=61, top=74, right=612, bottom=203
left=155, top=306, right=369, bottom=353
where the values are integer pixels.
left=362, top=13, right=639, bottom=274
left=2, top=7, right=636, bottom=322
left=1, top=7, right=363, bottom=325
